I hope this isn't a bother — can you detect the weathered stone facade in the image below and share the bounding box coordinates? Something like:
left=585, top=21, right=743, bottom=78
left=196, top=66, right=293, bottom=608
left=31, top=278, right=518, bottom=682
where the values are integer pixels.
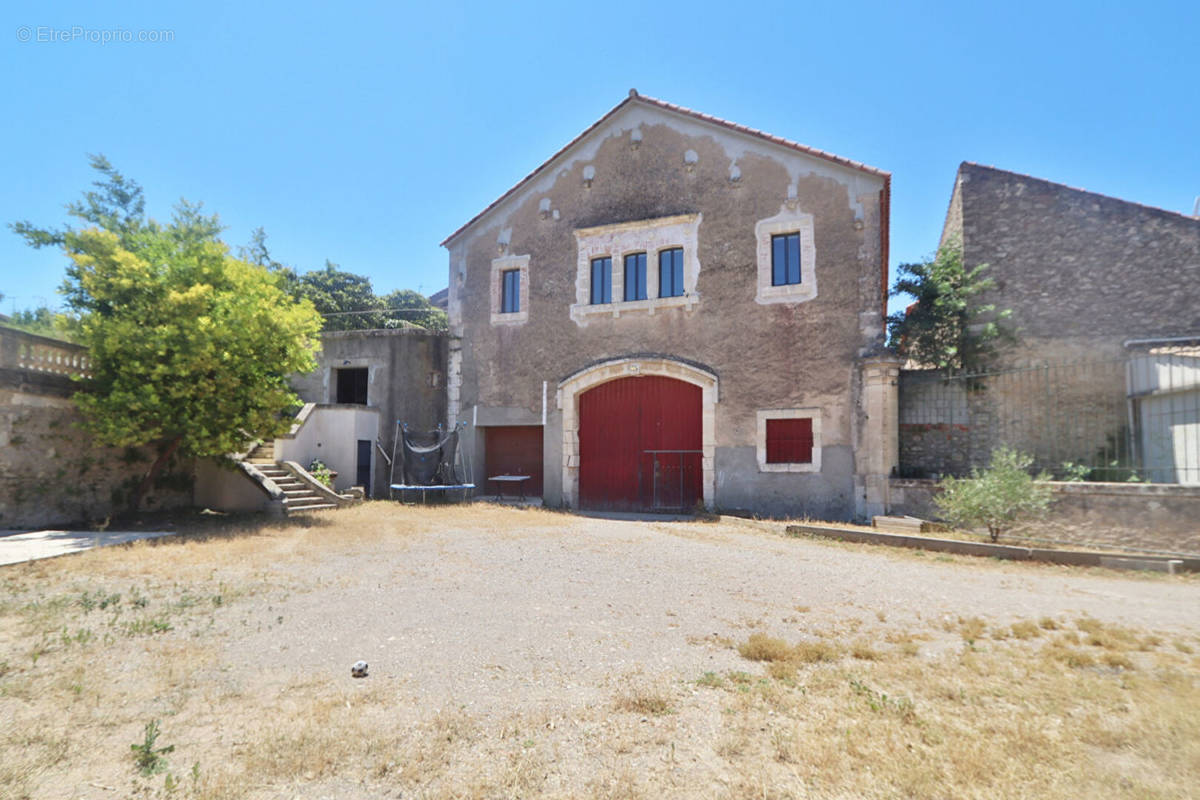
left=900, top=165, right=1200, bottom=483
left=287, top=328, right=447, bottom=496
left=444, top=92, right=895, bottom=519
left=0, top=329, right=191, bottom=528
left=941, top=162, right=1200, bottom=364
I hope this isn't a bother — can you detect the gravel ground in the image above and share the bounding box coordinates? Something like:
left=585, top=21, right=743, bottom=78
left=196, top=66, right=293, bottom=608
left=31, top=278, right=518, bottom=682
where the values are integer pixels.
left=7, top=506, right=1200, bottom=798
left=224, top=512, right=1200, bottom=714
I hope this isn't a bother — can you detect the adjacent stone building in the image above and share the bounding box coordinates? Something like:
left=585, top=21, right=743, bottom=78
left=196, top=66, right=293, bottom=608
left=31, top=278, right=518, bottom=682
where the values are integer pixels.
left=443, top=91, right=899, bottom=519
left=899, top=163, right=1200, bottom=484
left=283, top=328, right=447, bottom=497
left=941, top=162, right=1200, bottom=365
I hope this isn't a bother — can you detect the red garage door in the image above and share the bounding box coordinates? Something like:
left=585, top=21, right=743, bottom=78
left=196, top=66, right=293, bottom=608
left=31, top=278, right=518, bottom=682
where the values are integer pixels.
left=485, top=426, right=544, bottom=498
left=578, top=376, right=701, bottom=511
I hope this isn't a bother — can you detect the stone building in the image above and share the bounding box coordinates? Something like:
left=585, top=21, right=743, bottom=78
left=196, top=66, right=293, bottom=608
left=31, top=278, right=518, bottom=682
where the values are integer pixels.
left=282, top=328, right=447, bottom=497
left=940, top=162, right=1200, bottom=364
left=193, top=326, right=448, bottom=513
left=442, top=91, right=899, bottom=519
left=899, top=163, right=1200, bottom=483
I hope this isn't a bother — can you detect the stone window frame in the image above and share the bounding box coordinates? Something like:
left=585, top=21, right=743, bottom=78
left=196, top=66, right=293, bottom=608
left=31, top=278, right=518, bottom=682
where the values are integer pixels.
left=490, top=254, right=529, bottom=326
left=755, top=208, right=817, bottom=305
left=570, top=214, right=702, bottom=326
left=756, top=408, right=822, bottom=473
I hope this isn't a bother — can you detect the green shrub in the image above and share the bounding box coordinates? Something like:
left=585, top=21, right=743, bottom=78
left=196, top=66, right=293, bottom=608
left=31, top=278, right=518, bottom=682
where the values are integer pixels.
left=308, top=459, right=334, bottom=489
left=934, top=448, right=1052, bottom=542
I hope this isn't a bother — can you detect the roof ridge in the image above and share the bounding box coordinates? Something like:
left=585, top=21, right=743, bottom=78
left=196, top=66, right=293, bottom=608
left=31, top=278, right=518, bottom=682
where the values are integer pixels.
left=961, top=161, right=1200, bottom=223
left=441, top=91, right=889, bottom=246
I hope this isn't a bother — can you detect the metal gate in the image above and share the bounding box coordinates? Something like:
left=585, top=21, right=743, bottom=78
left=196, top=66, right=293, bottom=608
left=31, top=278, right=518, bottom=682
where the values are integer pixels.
left=578, top=376, right=701, bottom=511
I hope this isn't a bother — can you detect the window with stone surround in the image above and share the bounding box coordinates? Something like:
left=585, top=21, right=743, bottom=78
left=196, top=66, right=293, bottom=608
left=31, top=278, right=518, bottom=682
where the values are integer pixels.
left=490, top=254, right=529, bottom=326
left=570, top=214, right=702, bottom=326
left=756, top=409, right=821, bottom=472
left=755, top=209, right=816, bottom=304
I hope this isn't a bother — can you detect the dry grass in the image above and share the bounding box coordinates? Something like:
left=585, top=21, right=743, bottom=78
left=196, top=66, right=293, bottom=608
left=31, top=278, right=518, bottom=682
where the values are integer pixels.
left=1, top=503, right=1197, bottom=800
left=720, top=622, right=1199, bottom=799
left=737, top=633, right=793, bottom=662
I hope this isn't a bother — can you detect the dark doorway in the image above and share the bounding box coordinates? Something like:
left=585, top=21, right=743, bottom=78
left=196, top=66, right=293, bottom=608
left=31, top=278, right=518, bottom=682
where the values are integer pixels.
left=356, top=439, right=372, bottom=497
left=484, top=426, right=544, bottom=498
left=336, top=368, right=368, bottom=405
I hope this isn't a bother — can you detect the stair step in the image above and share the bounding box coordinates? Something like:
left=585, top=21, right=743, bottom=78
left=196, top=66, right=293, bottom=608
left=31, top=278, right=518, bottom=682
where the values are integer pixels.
left=287, top=502, right=337, bottom=512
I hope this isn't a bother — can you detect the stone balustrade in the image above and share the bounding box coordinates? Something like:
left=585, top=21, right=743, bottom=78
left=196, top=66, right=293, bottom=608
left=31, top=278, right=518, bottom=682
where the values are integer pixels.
left=0, top=327, right=90, bottom=379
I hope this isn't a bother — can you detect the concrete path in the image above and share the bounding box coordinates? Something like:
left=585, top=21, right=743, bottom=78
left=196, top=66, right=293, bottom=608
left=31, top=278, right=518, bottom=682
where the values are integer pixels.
left=0, top=528, right=176, bottom=566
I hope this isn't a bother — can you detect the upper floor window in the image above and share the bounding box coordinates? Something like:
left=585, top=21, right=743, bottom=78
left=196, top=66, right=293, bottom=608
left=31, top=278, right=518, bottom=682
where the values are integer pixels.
left=755, top=210, right=816, bottom=305
left=335, top=367, right=368, bottom=405
left=659, top=247, right=684, bottom=298
left=501, top=269, right=521, bottom=313
left=590, top=257, right=612, bottom=304
left=490, top=253, right=529, bottom=326
left=570, top=214, right=702, bottom=326
left=771, top=232, right=802, bottom=286
left=623, top=253, right=647, bottom=301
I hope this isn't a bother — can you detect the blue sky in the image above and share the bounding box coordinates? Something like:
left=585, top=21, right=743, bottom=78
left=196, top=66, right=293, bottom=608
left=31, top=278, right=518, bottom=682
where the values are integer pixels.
left=2, top=0, right=1197, bottom=317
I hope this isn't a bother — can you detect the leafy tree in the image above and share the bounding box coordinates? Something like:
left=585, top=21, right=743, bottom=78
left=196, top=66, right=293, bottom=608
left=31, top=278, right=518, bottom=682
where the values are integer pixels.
left=887, top=236, right=1011, bottom=373
left=293, top=261, right=386, bottom=330
left=0, top=304, right=79, bottom=341
left=238, top=229, right=448, bottom=332
left=381, top=289, right=447, bottom=332
left=12, top=156, right=323, bottom=510
left=238, top=226, right=301, bottom=296
left=934, top=447, right=1053, bottom=542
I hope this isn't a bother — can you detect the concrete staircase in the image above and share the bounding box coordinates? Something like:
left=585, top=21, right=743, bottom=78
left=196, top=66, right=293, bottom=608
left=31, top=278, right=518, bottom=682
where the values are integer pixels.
left=243, top=442, right=339, bottom=514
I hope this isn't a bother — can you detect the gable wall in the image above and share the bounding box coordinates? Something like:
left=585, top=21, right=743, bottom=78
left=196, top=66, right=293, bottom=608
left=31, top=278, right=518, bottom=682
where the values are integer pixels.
left=446, top=107, right=887, bottom=517
left=958, top=163, right=1200, bottom=364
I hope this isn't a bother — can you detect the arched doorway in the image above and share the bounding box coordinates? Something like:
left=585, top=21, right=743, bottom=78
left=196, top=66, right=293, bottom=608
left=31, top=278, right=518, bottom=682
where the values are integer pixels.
left=578, top=376, right=702, bottom=511
left=558, top=357, right=718, bottom=510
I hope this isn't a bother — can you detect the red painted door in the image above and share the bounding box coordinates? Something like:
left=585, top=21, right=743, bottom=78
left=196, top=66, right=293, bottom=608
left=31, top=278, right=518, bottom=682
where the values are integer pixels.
left=578, top=376, right=701, bottom=511
left=485, top=426, right=544, bottom=497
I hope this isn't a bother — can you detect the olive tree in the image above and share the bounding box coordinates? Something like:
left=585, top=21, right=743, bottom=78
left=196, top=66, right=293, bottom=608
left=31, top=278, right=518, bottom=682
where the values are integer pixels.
left=934, top=448, right=1053, bottom=542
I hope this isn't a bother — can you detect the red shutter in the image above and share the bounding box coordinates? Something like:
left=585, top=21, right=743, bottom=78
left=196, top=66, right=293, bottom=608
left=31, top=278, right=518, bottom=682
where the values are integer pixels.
left=766, top=418, right=813, bottom=464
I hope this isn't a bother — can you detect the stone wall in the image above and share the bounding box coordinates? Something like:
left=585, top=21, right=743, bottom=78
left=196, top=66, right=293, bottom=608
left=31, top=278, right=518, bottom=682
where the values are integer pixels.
left=889, top=478, right=1200, bottom=556
left=0, top=328, right=192, bottom=528
left=898, top=360, right=1131, bottom=479
left=942, top=162, right=1200, bottom=366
